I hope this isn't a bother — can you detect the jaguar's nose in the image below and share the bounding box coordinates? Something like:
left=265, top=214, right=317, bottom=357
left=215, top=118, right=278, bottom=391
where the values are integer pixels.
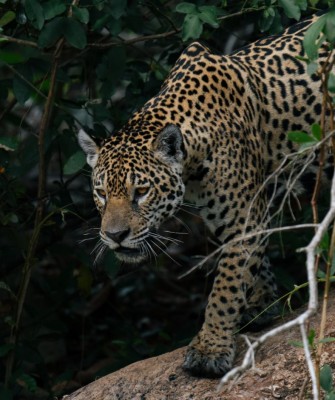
left=104, top=228, right=130, bottom=244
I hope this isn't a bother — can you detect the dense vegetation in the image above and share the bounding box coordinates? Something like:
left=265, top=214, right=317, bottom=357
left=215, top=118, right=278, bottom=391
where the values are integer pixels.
left=0, top=0, right=334, bottom=398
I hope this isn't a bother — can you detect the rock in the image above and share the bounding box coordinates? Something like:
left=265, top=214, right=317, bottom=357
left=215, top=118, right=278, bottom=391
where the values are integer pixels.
left=63, top=296, right=335, bottom=400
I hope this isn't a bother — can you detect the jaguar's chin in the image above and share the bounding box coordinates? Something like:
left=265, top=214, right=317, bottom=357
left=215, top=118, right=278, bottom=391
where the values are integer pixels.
left=114, top=246, right=148, bottom=264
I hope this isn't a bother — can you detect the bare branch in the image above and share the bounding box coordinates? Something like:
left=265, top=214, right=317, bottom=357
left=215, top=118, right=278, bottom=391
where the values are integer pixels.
left=179, top=223, right=318, bottom=279
left=88, top=29, right=180, bottom=49
left=0, top=34, right=38, bottom=48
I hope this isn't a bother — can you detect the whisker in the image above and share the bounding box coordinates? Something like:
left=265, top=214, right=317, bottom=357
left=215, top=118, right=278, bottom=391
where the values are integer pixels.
left=164, top=230, right=189, bottom=236
left=140, top=242, right=149, bottom=260
left=90, top=239, right=108, bottom=265
left=78, top=237, right=96, bottom=244
left=171, top=214, right=192, bottom=233
left=144, top=239, right=158, bottom=267
left=150, top=235, right=168, bottom=249
left=179, top=207, right=200, bottom=218
left=149, top=231, right=183, bottom=245
left=182, top=202, right=202, bottom=209
left=150, top=238, right=182, bottom=267
left=145, top=239, right=157, bottom=259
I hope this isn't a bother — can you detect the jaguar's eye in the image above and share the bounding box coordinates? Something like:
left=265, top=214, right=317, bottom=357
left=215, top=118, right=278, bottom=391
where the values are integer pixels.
left=96, top=188, right=107, bottom=199
left=134, top=187, right=149, bottom=200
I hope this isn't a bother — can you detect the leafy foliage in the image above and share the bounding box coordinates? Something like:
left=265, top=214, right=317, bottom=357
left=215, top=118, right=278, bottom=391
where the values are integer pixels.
left=0, top=0, right=332, bottom=398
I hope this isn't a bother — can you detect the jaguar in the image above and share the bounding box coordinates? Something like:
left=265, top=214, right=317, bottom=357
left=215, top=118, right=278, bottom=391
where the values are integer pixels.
left=78, top=14, right=330, bottom=377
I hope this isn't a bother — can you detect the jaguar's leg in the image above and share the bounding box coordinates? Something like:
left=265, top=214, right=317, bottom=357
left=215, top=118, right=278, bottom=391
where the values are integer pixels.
left=240, top=256, right=278, bottom=330
left=183, top=242, right=267, bottom=377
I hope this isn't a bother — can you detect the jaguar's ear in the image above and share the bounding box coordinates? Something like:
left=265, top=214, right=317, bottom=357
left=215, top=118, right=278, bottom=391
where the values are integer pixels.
left=153, top=124, right=183, bottom=164
left=78, top=129, right=99, bottom=168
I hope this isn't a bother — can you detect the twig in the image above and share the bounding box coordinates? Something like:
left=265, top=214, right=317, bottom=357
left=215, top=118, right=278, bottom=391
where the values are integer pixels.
left=179, top=223, right=318, bottom=279
left=300, top=322, right=317, bottom=397
left=0, top=34, right=38, bottom=48
left=88, top=29, right=180, bottom=49
left=218, top=6, right=266, bottom=22
left=298, top=376, right=309, bottom=400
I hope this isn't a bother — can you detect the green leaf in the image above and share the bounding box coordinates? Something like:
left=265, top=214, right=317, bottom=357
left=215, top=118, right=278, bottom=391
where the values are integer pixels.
left=303, top=15, right=327, bottom=60
left=319, top=337, right=335, bottom=344
left=63, top=150, right=86, bottom=174
left=328, top=73, right=335, bottom=93
left=73, top=6, right=89, bottom=24
left=16, top=373, right=37, bottom=393
left=198, top=6, right=219, bottom=28
left=331, top=254, right=335, bottom=275
left=287, top=131, right=316, bottom=143
left=106, top=17, right=122, bottom=36
left=259, top=8, right=275, bottom=32
left=12, top=64, right=34, bottom=105
left=176, top=2, right=197, bottom=14
left=325, top=9, right=335, bottom=42
left=308, top=329, right=315, bottom=347
left=320, top=231, right=330, bottom=251
left=307, top=61, right=318, bottom=76
left=0, top=11, right=15, bottom=27
left=326, top=393, right=335, bottom=400
left=182, top=14, right=203, bottom=41
left=268, top=8, right=283, bottom=34
left=25, top=0, right=45, bottom=30
left=296, top=0, right=307, bottom=10
left=38, top=17, right=64, bottom=48
left=311, top=123, right=322, bottom=140
left=0, top=51, right=26, bottom=64
left=0, top=136, right=19, bottom=151
left=279, top=0, right=300, bottom=20
left=320, top=364, right=333, bottom=392
left=317, top=268, right=325, bottom=278
left=13, top=77, right=31, bottom=104
left=0, top=343, right=14, bottom=357
left=43, top=0, right=66, bottom=20
left=110, top=0, right=127, bottom=19
left=288, top=340, right=304, bottom=348
left=63, top=18, right=87, bottom=49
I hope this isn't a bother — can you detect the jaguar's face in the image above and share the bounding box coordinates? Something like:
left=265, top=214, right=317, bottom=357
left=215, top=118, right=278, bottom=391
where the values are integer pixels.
left=78, top=124, right=185, bottom=263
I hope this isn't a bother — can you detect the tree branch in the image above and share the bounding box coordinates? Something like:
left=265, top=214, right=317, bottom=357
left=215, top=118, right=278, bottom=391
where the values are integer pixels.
left=88, top=29, right=181, bottom=49
left=0, top=34, right=38, bottom=48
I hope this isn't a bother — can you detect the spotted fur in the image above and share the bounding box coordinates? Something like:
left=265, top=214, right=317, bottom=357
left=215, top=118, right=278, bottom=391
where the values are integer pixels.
left=79, top=15, right=330, bottom=377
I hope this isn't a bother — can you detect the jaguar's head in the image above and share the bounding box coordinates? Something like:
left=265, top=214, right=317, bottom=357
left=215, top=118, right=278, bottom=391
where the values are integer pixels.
left=78, top=124, right=185, bottom=264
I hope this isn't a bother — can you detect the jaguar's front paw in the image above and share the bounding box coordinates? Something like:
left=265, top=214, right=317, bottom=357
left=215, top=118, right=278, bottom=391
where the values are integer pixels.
left=183, top=342, right=235, bottom=378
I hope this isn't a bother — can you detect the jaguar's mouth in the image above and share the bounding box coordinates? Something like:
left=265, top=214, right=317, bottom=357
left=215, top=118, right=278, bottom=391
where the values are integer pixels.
left=114, top=246, right=143, bottom=256
left=114, top=246, right=147, bottom=263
